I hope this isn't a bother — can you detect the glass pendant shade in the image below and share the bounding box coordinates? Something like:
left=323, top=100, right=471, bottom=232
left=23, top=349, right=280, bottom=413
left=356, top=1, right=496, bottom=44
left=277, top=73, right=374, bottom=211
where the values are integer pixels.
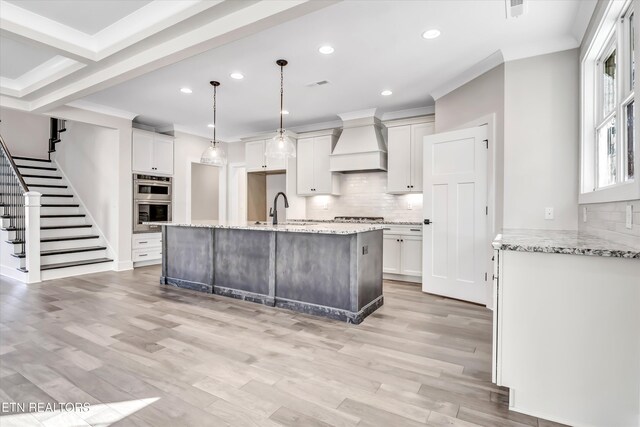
left=266, top=128, right=296, bottom=159
left=201, top=141, right=226, bottom=166
left=200, top=80, right=227, bottom=166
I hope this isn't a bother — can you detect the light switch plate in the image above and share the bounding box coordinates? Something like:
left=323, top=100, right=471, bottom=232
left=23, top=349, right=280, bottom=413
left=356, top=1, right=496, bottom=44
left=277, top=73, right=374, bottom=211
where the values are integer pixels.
left=545, top=207, right=554, bottom=220
left=626, top=205, right=633, bottom=229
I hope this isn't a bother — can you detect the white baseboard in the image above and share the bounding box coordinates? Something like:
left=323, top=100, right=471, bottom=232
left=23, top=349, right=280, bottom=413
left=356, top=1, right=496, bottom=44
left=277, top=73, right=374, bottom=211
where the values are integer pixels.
left=383, top=273, right=422, bottom=284
left=116, top=260, right=134, bottom=271
left=0, top=265, right=27, bottom=283
left=133, top=259, right=161, bottom=268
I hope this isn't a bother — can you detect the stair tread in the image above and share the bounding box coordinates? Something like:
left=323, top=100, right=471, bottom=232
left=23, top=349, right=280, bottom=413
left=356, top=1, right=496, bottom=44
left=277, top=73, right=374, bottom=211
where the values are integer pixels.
left=28, top=184, right=67, bottom=188
left=41, top=214, right=85, bottom=218
left=18, top=257, right=113, bottom=272
left=16, top=165, right=57, bottom=171
left=6, top=235, right=99, bottom=245
left=41, top=194, right=73, bottom=198
left=22, top=174, right=62, bottom=179
left=42, top=204, right=80, bottom=207
left=11, top=156, right=50, bottom=163
left=11, top=246, right=107, bottom=258
left=4, top=224, right=92, bottom=231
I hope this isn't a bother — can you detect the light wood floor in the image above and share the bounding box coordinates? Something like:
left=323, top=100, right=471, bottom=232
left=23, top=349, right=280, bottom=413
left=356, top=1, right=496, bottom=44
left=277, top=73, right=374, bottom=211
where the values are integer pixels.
left=0, top=266, right=565, bottom=427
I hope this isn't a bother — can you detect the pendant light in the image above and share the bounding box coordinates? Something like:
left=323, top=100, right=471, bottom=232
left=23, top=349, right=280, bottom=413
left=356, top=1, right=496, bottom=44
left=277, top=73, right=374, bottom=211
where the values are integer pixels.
left=200, top=81, right=227, bottom=166
left=265, top=59, right=296, bottom=159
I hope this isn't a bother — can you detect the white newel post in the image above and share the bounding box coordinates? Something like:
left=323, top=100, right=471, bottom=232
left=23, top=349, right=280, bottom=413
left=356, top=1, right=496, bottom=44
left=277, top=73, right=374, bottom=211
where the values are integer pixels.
left=24, top=191, right=41, bottom=283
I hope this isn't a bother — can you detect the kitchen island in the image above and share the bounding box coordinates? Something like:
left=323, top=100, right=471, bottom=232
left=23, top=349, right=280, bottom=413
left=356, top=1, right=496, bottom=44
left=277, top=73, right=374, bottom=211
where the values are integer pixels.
left=149, top=221, right=384, bottom=324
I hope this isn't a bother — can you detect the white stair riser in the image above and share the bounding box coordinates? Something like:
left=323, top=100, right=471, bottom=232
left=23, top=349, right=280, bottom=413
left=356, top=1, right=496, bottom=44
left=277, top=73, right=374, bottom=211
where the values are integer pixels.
left=41, top=196, right=76, bottom=204
left=13, top=159, right=52, bottom=168
left=17, top=168, right=59, bottom=177
left=41, top=206, right=81, bottom=215
left=28, top=186, right=69, bottom=195
left=41, top=239, right=101, bottom=251
left=24, top=177, right=65, bottom=187
left=41, top=249, right=107, bottom=266
left=41, top=217, right=86, bottom=227
left=41, top=261, right=114, bottom=281
left=40, top=227, right=93, bottom=239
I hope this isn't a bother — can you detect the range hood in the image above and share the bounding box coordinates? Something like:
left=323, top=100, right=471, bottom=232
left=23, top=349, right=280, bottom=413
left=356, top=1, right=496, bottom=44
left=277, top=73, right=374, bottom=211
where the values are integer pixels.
left=330, top=110, right=387, bottom=172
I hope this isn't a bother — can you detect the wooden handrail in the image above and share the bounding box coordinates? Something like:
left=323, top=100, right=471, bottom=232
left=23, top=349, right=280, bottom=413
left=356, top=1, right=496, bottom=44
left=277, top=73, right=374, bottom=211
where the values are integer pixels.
left=0, top=133, right=28, bottom=192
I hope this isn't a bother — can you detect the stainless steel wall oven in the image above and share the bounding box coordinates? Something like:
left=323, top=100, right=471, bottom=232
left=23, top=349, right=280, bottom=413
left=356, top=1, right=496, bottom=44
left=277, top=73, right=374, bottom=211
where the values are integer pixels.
left=134, top=174, right=172, bottom=233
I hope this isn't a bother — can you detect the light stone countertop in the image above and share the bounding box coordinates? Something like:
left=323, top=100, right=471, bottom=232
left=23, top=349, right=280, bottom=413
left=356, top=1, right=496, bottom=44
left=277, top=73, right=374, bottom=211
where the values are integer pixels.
left=288, top=219, right=423, bottom=226
left=145, top=220, right=385, bottom=235
left=493, top=229, right=640, bottom=259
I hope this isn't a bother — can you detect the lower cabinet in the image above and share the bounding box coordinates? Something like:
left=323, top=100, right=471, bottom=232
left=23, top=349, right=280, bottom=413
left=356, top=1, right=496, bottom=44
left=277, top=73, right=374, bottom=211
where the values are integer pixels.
left=132, top=232, right=162, bottom=265
left=382, top=225, right=422, bottom=282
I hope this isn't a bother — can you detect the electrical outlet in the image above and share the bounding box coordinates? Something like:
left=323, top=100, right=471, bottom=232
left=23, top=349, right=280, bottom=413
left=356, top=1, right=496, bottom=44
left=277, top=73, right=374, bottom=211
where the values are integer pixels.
left=407, top=200, right=414, bottom=210
left=544, top=207, right=554, bottom=220
left=583, top=207, right=587, bottom=223
left=626, top=205, right=633, bottom=229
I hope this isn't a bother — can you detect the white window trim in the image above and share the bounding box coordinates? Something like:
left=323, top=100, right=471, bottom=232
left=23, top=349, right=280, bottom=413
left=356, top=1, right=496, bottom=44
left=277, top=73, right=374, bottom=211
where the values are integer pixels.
left=580, top=0, right=640, bottom=204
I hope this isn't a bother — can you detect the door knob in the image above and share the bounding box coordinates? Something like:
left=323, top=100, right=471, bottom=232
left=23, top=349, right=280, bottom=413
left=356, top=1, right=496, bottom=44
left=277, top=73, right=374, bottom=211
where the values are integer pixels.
left=424, top=219, right=431, bottom=225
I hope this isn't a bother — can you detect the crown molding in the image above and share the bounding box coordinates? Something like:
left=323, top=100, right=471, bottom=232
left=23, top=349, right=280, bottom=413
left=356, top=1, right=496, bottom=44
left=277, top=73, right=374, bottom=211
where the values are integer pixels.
left=65, top=100, right=137, bottom=120
left=431, top=50, right=505, bottom=101
left=381, top=106, right=435, bottom=121
left=0, top=56, right=85, bottom=97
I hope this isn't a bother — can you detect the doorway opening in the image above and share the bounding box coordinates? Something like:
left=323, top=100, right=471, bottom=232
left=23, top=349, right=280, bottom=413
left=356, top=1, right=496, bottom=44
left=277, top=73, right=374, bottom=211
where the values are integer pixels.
left=190, top=163, right=220, bottom=221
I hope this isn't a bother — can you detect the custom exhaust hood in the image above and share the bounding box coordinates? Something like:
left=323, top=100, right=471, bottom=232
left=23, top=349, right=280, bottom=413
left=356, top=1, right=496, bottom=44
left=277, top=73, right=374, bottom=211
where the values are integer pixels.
left=329, top=109, right=387, bottom=172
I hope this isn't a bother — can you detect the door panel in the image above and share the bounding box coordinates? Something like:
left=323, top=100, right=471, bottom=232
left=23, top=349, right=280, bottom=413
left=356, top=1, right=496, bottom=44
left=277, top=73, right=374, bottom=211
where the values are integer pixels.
left=423, top=126, right=488, bottom=304
left=313, top=136, right=333, bottom=193
left=387, top=126, right=411, bottom=192
left=410, top=123, right=433, bottom=192
left=245, top=141, right=265, bottom=171
left=296, top=138, right=314, bottom=195
left=153, top=135, right=174, bottom=175
left=383, top=235, right=401, bottom=274
left=132, top=131, right=154, bottom=173
left=400, top=236, right=422, bottom=277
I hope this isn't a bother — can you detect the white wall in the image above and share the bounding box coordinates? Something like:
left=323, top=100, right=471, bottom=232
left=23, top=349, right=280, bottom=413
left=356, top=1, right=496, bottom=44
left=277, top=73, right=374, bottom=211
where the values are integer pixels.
left=0, top=107, right=49, bottom=158
left=266, top=173, right=287, bottom=222
left=173, top=131, right=227, bottom=223
left=55, top=121, right=120, bottom=257
left=435, top=64, right=505, bottom=235
left=503, top=49, right=579, bottom=230
left=191, top=163, right=220, bottom=220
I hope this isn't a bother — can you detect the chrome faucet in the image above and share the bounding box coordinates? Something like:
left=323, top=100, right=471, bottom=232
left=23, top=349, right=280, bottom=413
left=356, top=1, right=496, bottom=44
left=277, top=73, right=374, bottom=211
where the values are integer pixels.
left=269, top=192, right=289, bottom=225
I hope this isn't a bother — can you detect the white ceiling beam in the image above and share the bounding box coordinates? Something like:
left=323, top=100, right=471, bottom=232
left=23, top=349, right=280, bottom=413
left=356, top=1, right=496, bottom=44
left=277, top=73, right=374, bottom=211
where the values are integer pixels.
left=29, top=0, right=337, bottom=113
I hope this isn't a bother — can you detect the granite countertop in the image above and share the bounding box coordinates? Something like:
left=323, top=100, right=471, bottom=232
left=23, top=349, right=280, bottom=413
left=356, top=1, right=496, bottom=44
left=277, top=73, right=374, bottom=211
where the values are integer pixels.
left=493, top=229, right=640, bottom=259
left=288, top=219, right=423, bottom=226
left=145, top=220, right=384, bottom=235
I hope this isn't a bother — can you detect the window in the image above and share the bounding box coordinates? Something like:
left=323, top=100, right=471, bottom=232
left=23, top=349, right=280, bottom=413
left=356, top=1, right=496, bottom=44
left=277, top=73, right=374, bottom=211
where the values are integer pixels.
left=581, top=1, right=639, bottom=202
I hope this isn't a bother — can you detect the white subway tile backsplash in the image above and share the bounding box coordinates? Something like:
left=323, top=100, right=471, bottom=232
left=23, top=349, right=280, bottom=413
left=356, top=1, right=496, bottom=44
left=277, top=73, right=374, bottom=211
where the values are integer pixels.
left=304, top=171, right=423, bottom=221
left=579, top=200, right=640, bottom=247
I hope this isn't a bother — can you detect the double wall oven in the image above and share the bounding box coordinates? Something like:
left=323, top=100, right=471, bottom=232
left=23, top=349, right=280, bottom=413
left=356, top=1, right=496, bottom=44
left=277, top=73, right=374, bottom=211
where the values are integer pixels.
left=133, top=174, right=172, bottom=233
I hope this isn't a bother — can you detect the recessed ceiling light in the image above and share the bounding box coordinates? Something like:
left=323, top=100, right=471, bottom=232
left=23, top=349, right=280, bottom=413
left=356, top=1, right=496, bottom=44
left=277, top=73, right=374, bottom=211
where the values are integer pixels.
left=180, top=87, right=192, bottom=94
left=422, top=29, right=441, bottom=39
left=207, top=124, right=215, bottom=128
left=281, top=110, right=289, bottom=115
left=381, top=90, right=393, bottom=96
left=318, top=45, right=334, bottom=55
left=230, top=72, right=244, bottom=80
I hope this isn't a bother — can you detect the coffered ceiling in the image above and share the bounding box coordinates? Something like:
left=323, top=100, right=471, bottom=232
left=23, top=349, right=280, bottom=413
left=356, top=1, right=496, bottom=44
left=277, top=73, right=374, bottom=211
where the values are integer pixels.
left=1, top=0, right=596, bottom=141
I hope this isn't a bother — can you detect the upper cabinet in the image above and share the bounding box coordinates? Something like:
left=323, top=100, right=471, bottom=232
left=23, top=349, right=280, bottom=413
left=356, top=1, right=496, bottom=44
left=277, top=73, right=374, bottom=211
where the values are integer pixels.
left=386, top=118, right=434, bottom=194
left=132, top=129, right=174, bottom=175
left=296, top=130, right=341, bottom=196
left=245, top=139, right=286, bottom=172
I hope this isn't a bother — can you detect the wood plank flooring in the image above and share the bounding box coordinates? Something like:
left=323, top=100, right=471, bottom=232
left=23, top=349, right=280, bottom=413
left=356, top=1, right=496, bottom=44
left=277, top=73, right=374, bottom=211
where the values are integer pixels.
left=0, top=266, right=566, bottom=427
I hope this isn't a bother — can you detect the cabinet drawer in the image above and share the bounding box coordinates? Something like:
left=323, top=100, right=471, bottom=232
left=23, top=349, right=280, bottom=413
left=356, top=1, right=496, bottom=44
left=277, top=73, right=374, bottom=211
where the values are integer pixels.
left=382, top=225, right=422, bottom=236
left=133, top=233, right=162, bottom=249
left=133, top=248, right=162, bottom=262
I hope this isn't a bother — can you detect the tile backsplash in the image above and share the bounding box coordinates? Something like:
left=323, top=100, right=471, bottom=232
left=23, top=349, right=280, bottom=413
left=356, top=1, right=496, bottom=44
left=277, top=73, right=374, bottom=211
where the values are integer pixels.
left=303, top=172, right=423, bottom=221
left=579, top=200, right=640, bottom=247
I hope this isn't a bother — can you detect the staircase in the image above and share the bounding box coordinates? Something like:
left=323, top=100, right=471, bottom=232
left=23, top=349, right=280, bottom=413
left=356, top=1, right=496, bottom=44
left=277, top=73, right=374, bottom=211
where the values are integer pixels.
left=1, top=155, right=114, bottom=281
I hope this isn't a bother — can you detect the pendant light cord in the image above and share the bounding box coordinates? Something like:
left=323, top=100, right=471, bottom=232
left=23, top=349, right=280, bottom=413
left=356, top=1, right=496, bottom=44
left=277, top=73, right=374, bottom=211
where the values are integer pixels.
left=279, top=63, right=284, bottom=133
left=213, top=84, right=217, bottom=146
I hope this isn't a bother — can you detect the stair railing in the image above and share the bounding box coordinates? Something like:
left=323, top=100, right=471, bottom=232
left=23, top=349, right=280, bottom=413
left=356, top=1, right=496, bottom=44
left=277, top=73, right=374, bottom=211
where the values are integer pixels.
left=48, top=118, right=66, bottom=158
left=0, top=133, right=41, bottom=282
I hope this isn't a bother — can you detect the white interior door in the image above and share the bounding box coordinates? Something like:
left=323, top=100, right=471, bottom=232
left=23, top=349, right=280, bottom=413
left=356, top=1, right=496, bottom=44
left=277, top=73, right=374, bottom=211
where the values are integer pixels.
left=422, top=126, right=488, bottom=304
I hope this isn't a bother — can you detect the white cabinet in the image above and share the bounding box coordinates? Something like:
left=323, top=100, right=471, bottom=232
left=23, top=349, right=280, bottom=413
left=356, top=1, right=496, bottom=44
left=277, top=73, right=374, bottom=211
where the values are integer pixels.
left=386, top=119, right=434, bottom=193
left=382, top=225, right=422, bottom=281
left=296, top=131, right=340, bottom=196
left=132, top=232, right=162, bottom=265
left=245, top=139, right=286, bottom=172
left=133, top=129, right=174, bottom=175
